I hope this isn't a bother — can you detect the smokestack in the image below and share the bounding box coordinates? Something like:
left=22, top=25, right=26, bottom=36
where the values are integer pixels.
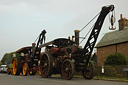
left=120, top=14, right=122, bottom=19
left=74, top=30, right=80, bottom=46
left=118, top=14, right=128, bottom=31
left=32, top=43, right=36, bottom=53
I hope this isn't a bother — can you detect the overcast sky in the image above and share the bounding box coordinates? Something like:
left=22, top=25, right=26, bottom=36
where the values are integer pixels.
left=0, top=0, right=128, bottom=60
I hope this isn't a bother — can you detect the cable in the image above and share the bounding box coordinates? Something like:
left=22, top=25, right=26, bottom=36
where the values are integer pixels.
left=80, top=12, right=101, bottom=32
left=79, top=24, right=95, bottom=44
left=79, top=7, right=112, bottom=44
left=34, top=35, right=39, bottom=43
left=79, top=11, right=101, bottom=44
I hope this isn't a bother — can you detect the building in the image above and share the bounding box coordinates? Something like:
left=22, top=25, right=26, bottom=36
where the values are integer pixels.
left=96, top=14, right=128, bottom=66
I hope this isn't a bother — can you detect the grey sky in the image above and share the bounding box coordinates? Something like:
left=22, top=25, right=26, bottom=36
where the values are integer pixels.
left=0, top=0, right=128, bottom=60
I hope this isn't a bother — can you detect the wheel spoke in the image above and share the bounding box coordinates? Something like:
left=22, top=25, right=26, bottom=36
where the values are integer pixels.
left=61, top=59, right=74, bottom=80
left=41, top=66, right=45, bottom=68
left=82, top=62, right=94, bottom=80
left=40, top=53, right=53, bottom=78
left=67, top=71, right=70, bottom=77
left=13, top=59, right=17, bottom=75
left=22, top=63, right=28, bottom=76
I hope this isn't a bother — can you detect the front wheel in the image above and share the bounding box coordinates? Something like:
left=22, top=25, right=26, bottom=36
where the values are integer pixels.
left=13, top=58, right=21, bottom=75
left=22, top=63, right=29, bottom=76
left=40, top=52, right=53, bottom=78
left=82, top=61, right=95, bottom=80
left=61, top=59, right=74, bottom=80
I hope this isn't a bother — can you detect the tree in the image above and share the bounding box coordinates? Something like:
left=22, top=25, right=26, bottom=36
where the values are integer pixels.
left=104, top=53, right=127, bottom=65
left=1, top=53, right=12, bottom=65
left=0, top=61, right=2, bottom=65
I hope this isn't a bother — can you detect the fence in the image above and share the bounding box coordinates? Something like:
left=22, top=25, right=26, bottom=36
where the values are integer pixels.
left=94, top=65, right=128, bottom=78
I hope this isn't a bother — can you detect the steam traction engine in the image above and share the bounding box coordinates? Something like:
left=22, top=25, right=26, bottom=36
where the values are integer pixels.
left=12, top=30, right=46, bottom=76
left=40, top=5, right=115, bottom=80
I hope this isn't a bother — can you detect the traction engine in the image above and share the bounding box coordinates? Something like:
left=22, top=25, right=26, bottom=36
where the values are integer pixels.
left=12, top=30, right=46, bottom=76
left=40, top=5, right=115, bottom=80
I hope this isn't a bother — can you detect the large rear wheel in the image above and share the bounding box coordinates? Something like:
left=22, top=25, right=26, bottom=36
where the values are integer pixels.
left=61, top=59, right=74, bottom=80
left=13, top=58, right=21, bottom=75
left=40, top=52, right=53, bottom=78
left=22, top=63, right=28, bottom=76
left=82, top=61, right=95, bottom=80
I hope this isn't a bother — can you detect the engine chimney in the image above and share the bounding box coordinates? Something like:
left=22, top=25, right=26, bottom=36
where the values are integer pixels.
left=32, top=43, right=36, bottom=53
left=118, top=14, right=128, bottom=31
left=74, top=30, right=80, bottom=46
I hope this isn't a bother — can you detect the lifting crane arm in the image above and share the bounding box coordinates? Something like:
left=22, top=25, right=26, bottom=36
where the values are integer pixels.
left=83, top=5, right=114, bottom=63
left=32, top=30, right=46, bottom=57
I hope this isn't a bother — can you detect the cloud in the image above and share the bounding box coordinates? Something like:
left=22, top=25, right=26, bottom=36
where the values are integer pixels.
left=0, top=0, right=128, bottom=60
left=0, top=4, right=11, bottom=11
left=0, top=1, right=29, bottom=16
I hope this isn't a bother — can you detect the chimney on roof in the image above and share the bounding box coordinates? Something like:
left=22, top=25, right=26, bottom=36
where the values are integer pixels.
left=118, top=14, right=128, bottom=31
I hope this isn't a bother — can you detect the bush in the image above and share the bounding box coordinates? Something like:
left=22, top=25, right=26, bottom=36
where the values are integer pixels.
left=126, top=58, right=128, bottom=65
left=104, top=53, right=127, bottom=65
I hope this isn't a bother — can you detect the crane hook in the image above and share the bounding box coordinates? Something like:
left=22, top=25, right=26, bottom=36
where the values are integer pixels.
left=109, top=11, right=116, bottom=30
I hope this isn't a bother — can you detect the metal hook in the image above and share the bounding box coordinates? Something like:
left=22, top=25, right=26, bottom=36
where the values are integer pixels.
left=109, top=26, right=116, bottom=30
left=109, top=11, right=116, bottom=30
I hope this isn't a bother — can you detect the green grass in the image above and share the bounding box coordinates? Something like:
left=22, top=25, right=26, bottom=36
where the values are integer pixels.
left=74, top=75, right=128, bottom=82
left=38, top=73, right=128, bottom=83
left=94, top=76, right=128, bottom=82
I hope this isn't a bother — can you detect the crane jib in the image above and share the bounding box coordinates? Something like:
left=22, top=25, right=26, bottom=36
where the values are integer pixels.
left=82, top=5, right=115, bottom=65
